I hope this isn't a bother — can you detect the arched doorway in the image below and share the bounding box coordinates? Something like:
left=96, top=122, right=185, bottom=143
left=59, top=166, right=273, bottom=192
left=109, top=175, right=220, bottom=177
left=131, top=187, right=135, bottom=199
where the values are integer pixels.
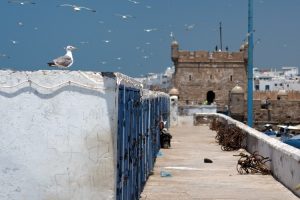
left=206, top=91, right=215, bottom=105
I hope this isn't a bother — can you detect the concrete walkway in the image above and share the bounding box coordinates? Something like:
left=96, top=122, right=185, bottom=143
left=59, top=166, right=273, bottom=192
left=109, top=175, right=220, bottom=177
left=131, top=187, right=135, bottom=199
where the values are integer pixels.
left=140, top=124, right=299, bottom=200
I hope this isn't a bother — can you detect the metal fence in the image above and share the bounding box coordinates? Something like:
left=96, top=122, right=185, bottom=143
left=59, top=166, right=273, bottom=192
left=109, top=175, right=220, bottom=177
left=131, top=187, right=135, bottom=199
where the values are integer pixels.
left=117, top=86, right=170, bottom=200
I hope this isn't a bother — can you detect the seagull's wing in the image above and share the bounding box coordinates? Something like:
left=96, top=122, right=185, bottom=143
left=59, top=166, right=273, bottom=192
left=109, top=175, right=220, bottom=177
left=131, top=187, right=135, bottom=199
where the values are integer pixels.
left=149, top=28, right=157, bottom=31
left=53, top=55, right=72, bottom=68
left=58, top=4, right=74, bottom=7
left=128, top=0, right=140, bottom=4
left=125, top=14, right=134, bottom=18
left=79, top=6, right=96, bottom=12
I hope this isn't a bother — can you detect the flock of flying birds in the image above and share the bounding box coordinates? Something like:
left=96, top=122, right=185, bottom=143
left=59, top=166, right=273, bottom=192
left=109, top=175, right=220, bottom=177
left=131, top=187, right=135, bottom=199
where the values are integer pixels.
left=2, top=0, right=198, bottom=70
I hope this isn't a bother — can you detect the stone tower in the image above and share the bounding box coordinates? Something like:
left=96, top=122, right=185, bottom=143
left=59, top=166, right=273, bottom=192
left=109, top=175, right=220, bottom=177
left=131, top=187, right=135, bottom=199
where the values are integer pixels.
left=171, top=41, right=248, bottom=112
left=229, top=84, right=245, bottom=121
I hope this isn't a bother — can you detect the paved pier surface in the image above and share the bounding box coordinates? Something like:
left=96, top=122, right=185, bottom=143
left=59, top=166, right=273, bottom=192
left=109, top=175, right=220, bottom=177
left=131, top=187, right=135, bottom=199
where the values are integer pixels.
left=140, top=124, right=299, bottom=200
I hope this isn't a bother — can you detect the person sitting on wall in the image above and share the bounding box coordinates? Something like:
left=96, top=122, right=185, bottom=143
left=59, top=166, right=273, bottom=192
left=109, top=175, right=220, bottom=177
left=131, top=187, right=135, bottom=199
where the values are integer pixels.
left=160, top=128, right=172, bottom=149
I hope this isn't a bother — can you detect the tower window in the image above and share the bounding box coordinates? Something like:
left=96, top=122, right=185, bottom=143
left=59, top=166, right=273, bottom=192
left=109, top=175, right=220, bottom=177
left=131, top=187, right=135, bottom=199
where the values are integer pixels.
left=210, top=75, right=213, bottom=79
left=189, top=75, right=192, bottom=81
left=265, top=85, right=270, bottom=91
left=230, top=75, right=233, bottom=81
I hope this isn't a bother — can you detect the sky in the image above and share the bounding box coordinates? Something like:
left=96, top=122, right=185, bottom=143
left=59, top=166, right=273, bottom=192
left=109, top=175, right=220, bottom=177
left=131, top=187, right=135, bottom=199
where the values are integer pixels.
left=0, top=0, right=299, bottom=77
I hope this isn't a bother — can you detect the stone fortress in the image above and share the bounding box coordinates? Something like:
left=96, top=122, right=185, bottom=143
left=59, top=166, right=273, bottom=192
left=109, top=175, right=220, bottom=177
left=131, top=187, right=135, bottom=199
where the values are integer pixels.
left=170, top=40, right=300, bottom=128
left=171, top=40, right=248, bottom=111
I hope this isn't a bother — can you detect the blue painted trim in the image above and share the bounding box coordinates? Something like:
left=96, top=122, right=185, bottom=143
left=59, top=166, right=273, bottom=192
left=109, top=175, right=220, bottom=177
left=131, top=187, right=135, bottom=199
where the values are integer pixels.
left=247, top=0, right=254, bottom=127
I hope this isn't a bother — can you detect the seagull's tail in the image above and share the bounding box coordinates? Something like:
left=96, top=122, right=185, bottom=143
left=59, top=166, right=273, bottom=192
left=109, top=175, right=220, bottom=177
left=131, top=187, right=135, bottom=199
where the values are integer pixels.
left=48, top=62, right=55, bottom=67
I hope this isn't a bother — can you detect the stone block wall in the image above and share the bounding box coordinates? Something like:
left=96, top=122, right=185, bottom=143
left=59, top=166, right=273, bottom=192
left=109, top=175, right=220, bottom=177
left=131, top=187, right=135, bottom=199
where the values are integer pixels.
left=174, top=65, right=246, bottom=107
left=254, top=91, right=300, bottom=100
left=253, top=99, right=300, bottom=124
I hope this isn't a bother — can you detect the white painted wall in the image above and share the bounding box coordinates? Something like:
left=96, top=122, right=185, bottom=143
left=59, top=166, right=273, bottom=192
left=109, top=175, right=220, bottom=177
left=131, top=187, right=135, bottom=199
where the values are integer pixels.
left=0, top=70, right=118, bottom=200
left=170, top=96, right=178, bottom=127
left=181, top=105, right=217, bottom=116
left=194, top=113, right=300, bottom=198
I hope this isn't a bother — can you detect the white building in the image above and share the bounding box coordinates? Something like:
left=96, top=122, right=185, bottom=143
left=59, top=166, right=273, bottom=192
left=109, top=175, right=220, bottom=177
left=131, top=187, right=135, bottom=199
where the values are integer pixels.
left=254, top=67, right=300, bottom=91
left=135, top=66, right=174, bottom=90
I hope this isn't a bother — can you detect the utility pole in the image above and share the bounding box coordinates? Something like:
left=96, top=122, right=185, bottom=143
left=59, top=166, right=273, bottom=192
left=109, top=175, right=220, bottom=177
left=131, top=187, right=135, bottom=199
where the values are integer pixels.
left=219, top=22, right=223, bottom=51
left=247, top=0, right=254, bottom=127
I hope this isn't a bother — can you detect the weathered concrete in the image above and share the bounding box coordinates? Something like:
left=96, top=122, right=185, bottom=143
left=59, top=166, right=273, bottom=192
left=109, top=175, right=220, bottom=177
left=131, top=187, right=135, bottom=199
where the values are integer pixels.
left=194, top=113, right=300, bottom=198
left=0, top=70, right=167, bottom=200
left=0, top=70, right=118, bottom=199
left=141, top=122, right=299, bottom=199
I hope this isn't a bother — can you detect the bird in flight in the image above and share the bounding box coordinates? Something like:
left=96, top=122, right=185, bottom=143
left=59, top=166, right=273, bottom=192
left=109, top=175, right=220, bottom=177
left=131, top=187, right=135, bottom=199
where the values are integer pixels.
left=170, top=32, right=176, bottom=41
left=58, top=4, right=96, bottom=12
left=184, top=24, right=196, bottom=31
left=48, top=46, right=77, bottom=69
left=10, top=40, right=19, bottom=45
left=8, top=0, right=36, bottom=5
left=128, top=0, right=140, bottom=4
left=114, top=13, right=135, bottom=20
left=144, top=28, right=158, bottom=32
left=102, top=40, right=111, bottom=43
left=0, top=53, right=10, bottom=59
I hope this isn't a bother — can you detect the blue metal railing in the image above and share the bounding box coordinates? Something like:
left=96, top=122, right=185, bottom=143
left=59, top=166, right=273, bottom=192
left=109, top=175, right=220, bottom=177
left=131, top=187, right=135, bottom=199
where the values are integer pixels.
left=116, top=87, right=170, bottom=200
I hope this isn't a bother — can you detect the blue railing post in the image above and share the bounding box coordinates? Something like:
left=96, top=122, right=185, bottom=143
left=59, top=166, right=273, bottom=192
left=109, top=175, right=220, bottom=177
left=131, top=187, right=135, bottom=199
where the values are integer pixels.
left=247, top=0, right=254, bottom=127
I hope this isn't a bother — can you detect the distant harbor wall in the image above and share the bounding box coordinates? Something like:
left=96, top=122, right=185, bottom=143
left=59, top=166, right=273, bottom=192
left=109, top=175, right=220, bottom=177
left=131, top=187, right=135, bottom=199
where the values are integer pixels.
left=252, top=99, right=300, bottom=126
left=194, top=113, right=300, bottom=198
left=0, top=70, right=169, bottom=200
left=254, top=91, right=300, bottom=100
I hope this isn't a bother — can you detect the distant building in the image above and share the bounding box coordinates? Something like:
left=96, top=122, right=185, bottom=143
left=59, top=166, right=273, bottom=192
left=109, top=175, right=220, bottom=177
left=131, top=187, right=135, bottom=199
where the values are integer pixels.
left=254, top=67, right=300, bottom=91
left=135, top=67, right=174, bottom=92
left=171, top=40, right=248, bottom=112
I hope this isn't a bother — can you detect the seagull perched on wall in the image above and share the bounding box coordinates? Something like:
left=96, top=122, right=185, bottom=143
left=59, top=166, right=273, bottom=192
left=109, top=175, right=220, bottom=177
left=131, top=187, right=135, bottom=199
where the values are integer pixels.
left=47, top=46, right=77, bottom=69
left=58, top=4, right=96, bottom=12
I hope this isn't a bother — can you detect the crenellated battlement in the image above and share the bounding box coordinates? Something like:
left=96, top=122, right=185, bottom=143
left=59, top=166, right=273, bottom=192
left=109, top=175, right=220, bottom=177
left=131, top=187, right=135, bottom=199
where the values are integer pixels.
left=171, top=41, right=248, bottom=64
